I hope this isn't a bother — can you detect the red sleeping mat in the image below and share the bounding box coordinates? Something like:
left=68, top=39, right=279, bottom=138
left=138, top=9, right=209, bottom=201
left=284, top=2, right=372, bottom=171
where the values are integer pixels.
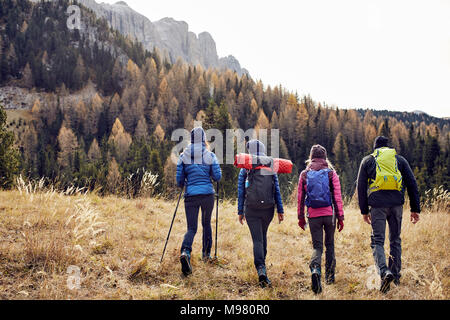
left=234, top=154, right=293, bottom=174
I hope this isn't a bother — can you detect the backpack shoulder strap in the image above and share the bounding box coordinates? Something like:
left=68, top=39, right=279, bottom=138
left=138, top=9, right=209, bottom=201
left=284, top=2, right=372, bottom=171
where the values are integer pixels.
left=328, top=170, right=334, bottom=192
left=302, top=169, right=310, bottom=183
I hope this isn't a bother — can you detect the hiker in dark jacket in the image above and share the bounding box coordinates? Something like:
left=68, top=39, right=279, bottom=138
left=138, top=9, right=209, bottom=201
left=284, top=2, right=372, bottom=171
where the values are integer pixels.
left=237, top=139, right=284, bottom=288
left=297, top=145, right=345, bottom=294
left=357, top=136, right=420, bottom=293
left=176, top=127, right=222, bottom=276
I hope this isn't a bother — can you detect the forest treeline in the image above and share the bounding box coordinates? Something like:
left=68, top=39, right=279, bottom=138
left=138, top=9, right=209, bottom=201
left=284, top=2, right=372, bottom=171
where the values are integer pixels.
left=0, top=0, right=449, bottom=202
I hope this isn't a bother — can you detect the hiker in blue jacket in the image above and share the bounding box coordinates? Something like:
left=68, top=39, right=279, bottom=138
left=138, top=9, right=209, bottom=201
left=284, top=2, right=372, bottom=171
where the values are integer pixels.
left=176, top=127, right=222, bottom=276
left=237, top=139, right=284, bottom=287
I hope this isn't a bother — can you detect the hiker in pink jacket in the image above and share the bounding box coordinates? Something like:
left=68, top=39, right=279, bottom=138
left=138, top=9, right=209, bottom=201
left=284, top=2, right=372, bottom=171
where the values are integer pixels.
left=297, top=145, right=345, bottom=294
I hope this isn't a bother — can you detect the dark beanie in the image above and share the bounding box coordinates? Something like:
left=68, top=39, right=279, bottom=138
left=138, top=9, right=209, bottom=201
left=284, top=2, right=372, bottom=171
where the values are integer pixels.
left=310, top=144, right=327, bottom=160
left=191, top=127, right=206, bottom=144
left=374, top=136, right=389, bottom=149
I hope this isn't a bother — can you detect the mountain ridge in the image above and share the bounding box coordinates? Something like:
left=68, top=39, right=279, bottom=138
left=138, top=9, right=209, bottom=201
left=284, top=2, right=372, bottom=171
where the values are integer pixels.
left=77, top=0, right=247, bottom=75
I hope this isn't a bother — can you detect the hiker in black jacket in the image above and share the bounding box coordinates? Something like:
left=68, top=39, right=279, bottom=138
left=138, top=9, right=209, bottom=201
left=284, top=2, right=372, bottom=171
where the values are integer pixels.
left=237, top=140, right=284, bottom=288
left=357, top=136, right=421, bottom=293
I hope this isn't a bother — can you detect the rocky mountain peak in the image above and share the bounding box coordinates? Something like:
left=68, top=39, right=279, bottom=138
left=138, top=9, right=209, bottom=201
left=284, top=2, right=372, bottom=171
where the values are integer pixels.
left=77, top=0, right=246, bottom=75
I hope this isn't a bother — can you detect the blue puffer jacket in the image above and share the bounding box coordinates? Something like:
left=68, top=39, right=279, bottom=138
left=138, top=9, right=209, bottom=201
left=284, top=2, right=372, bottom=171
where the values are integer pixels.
left=176, top=142, right=222, bottom=197
left=237, top=140, right=284, bottom=215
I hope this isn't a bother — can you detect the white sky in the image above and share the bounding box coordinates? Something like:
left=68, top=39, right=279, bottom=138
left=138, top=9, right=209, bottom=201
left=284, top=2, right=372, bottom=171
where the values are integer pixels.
left=102, top=0, right=450, bottom=118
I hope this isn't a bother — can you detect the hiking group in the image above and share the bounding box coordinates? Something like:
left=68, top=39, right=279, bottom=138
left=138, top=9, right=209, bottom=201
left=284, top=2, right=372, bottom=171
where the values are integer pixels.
left=174, top=127, right=421, bottom=294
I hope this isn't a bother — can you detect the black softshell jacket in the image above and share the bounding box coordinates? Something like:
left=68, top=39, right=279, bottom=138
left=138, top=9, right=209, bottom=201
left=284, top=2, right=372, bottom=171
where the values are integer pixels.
left=357, top=152, right=421, bottom=215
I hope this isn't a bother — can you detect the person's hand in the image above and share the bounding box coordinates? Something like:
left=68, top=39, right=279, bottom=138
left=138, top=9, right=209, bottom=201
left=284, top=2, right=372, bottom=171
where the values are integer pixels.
left=278, top=213, right=284, bottom=224
left=410, top=212, right=420, bottom=224
left=239, top=214, right=246, bottom=225
left=337, top=220, right=344, bottom=232
left=298, top=218, right=306, bottom=231
left=363, top=214, right=371, bottom=225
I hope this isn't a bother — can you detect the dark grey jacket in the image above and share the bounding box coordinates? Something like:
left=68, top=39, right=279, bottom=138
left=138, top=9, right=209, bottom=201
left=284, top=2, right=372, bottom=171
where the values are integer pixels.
left=357, top=150, right=421, bottom=215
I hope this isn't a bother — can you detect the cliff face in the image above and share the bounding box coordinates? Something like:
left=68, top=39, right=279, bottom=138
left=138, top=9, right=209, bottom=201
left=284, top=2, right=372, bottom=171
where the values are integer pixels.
left=77, top=0, right=246, bottom=75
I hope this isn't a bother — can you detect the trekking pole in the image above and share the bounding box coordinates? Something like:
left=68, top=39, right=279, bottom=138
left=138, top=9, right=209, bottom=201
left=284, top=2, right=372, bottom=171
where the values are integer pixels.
left=214, top=181, right=219, bottom=259
left=160, top=187, right=184, bottom=264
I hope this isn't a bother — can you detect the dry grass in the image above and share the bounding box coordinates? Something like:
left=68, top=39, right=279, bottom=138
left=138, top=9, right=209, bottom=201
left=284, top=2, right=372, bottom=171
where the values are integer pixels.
left=5, top=109, right=32, bottom=124
left=0, top=189, right=448, bottom=300
left=5, top=109, right=32, bottom=137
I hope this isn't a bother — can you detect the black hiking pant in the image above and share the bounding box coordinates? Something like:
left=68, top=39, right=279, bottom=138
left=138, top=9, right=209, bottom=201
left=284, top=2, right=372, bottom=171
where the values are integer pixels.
left=245, top=206, right=275, bottom=269
left=308, top=215, right=336, bottom=274
left=370, top=206, right=403, bottom=280
left=181, top=194, right=215, bottom=256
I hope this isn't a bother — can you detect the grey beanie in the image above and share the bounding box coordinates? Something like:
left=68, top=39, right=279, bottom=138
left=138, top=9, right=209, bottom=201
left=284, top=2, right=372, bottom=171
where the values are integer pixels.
left=191, top=127, right=206, bottom=144
left=246, top=139, right=266, bottom=156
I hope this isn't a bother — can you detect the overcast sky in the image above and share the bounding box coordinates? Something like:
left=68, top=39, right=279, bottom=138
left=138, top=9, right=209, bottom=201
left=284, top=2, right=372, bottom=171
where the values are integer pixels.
left=102, top=0, right=450, bottom=118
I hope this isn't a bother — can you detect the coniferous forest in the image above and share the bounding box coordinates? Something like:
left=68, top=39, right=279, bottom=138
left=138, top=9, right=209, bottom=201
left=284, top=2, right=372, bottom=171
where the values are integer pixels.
left=0, top=0, right=449, bottom=203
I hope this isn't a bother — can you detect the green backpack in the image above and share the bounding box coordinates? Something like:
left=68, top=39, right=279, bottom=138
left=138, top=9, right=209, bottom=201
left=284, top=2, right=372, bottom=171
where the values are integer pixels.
left=368, top=148, right=403, bottom=195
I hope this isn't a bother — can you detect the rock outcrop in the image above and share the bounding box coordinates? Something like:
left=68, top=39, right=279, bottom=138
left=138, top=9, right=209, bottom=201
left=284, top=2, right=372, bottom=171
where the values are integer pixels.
left=77, top=0, right=246, bottom=75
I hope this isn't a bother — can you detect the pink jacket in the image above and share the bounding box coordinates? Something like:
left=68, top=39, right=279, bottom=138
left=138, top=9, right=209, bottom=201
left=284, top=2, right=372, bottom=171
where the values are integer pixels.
left=297, top=159, right=345, bottom=221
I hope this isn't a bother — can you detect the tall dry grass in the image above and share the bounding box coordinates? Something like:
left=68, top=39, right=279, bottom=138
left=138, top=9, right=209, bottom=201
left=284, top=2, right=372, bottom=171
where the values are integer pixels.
left=0, top=182, right=448, bottom=300
left=422, top=186, right=450, bottom=213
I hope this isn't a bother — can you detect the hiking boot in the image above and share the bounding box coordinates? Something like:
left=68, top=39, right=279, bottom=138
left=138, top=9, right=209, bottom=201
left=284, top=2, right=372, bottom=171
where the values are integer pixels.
left=311, top=268, right=322, bottom=294
left=180, top=250, right=192, bottom=276
left=325, top=270, right=335, bottom=285
left=202, top=252, right=213, bottom=263
left=380, top=270, right=394, bottom=293
left=257, top=266, right=272, bottom=288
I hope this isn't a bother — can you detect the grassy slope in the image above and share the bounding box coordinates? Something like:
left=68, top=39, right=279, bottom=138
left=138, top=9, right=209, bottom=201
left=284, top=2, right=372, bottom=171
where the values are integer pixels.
left=0, top=190, right=448, bottom=300
left=5, top=109, right=32, bottom=137
left=5, top=110, right=32, bottom=123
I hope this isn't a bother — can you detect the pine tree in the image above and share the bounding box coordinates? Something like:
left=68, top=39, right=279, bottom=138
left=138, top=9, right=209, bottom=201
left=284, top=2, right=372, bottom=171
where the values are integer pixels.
left=0, top=104, right=20, bottom=188
left=22, top=124, right=43, bottom=178
left=209, top=101, right=237, bottom=198
left=414, top=167, right=428, bottom=196
left=31, top=98, right=43, bottom=130
left=163, top=155, right=178, bottom=193
left=57, top=125, right=79, bottom=170
left=279, top=94, right=299, bottom=160
left=107, top=157, right=121, bottom=194
left=86, top=93, right=103, bottom=138
left=255, top=109, right=270, bottom=132
left=87, top=138, right=101, bottom=163
left=148, top=149, right=164, bottom=193
left=135, top=116, right=149, bottom=140
left=108, top=93, right=121, bottom=131
left=423, top=133, right=441, bottom=185
left=270, top=111, right=279, bottom=129
left=143, top=57, right=158, bottom=95
left=444, top=136, right=450, bottom=190
left=73, top=55, right=86, bottom=90
left=364, top=124, right=377, bottom=153
left=153, top=124, right=165, bottom=143
left=377, top=118, right=391, bottom=139
left=22, top=62, right=33, bottom=88
left=333, top=133, right=350, bottom=171
left=333, top=132, right=352, bottom=196
left=109, top=118, right=132, bottom=164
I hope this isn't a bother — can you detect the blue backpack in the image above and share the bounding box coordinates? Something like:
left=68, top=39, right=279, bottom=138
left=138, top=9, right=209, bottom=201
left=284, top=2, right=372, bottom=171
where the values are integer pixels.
left=305, top=169, right=332, bottom=208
